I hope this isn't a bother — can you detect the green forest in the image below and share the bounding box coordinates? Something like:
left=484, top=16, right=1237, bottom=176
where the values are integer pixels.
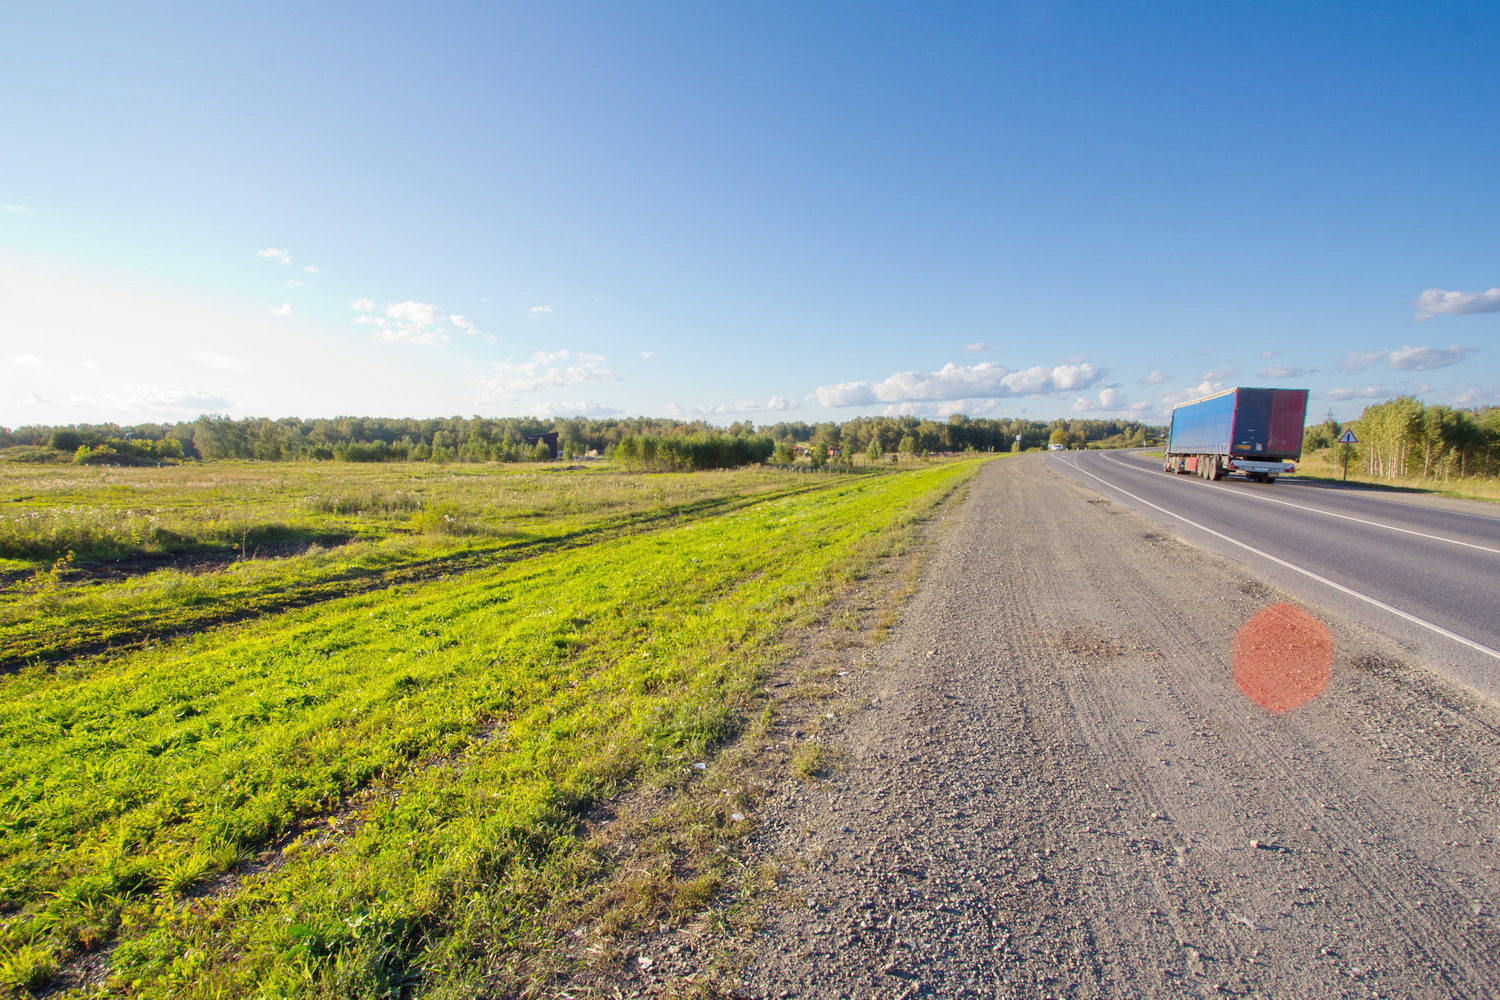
left=1304, top=398, right=1500, bottom=481
left=10, top=398, right=1498, bottom=482
left=0, top=413, right=1157, bottom=466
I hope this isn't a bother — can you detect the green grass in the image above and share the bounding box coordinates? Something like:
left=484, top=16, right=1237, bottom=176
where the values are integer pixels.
left=0, top=464, right=857, bottom=668
left=0, top=457, right=984, bottom=998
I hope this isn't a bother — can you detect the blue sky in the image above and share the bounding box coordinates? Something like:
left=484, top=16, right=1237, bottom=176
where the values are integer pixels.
left=3, top=1, right=1497, bottom=428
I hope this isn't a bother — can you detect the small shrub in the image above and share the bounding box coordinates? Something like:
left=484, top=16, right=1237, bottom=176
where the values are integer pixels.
left=306, top=491, right=422, bottom=515
left=790, top=742, right=827, bottom=779
left=26, top=549, right=74, bottom=592
left=0, top=445, right=69, bottom=464
left=408, top=503, right=480, bottom=536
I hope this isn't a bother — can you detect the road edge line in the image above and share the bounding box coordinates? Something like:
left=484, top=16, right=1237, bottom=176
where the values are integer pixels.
left=1094, top=451, right=1500, bottom=557
left=1062, top=455, right=1500, bottom=663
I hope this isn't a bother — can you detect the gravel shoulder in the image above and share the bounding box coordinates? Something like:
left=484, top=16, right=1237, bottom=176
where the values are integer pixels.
left=739, top=453, right=1500, bottom=999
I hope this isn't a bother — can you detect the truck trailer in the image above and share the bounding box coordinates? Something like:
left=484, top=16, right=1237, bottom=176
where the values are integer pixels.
left=1163, top=387, right=1309, bottom=483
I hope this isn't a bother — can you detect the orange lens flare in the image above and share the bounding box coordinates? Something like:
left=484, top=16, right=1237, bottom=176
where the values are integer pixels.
left=1232, top=603, right=1332, bottom=712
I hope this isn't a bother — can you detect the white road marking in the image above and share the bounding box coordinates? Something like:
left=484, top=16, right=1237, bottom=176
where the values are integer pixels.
left=1062, top=455, right=1500, bottom=663
left=1092, top=452, right=1500, bottom=554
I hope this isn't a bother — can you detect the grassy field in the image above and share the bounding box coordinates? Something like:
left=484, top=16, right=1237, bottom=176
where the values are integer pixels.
left=0, top=462, right=868, bottom=669
left=0, top=458, right=983, bottom=998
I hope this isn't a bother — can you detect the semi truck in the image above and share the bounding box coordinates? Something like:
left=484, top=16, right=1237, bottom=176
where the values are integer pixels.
left=1162, top=387, right=1309, bottom=483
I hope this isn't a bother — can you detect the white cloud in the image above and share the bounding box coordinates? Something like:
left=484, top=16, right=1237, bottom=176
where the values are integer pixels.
left=270, top=302, right=293, bottom=317
left=1451, top=388, right=1499, bottom=406
left=640, top=350, right=658, bottom=360
left=1324, top=385, right=1395, bottom=402
left=1201, top=368, right=1235, bottom=381
left=876, top=398, right=1027, bottom=417
left=1259, top=351, right=1278, bottom=359
left=285, top=280, right=306, bottom=289
left=1386, top=344, right=1477, bottom=371
left=1258, top=364, right=1311, bottom=378
left=349, top=300, right=469, bottom=347
left=963, top=342, right=994, bottom=353
left=1141, top=370, right=1169, bottom=386
left=193, top=350, right=249, bottom=373
left=303, top=265, right=320, bottom=274
left=256, top=248, right=292, bottom=265
left=386, top=300, right=440, bottom=328
left=4, top=205, right=27, bottom=212
left=814, top=361, right=1105, bottom=408
left=531, top=400, right=625, bottom=418
left=471, top=349, right=619, bottom=399
left=1413, top=287, right=1500, bottom=321
left=81, top=360, right=99, bottom=371
left=1070, top=387, right=1148, bottom=413
left=1160, top=381, right=1228, bottom=407
left=1338, top=349, right=1387, bottom=373
left=1338, top=344, right=1476, bottom=373
left=881, top=401, right=955, bottom=417
left=672, top=396, right=800, bottom=416
left=1072, top=388, right=1116, bottom=412
left=528, top=305, right=553, bottom=317
left=10, top=354, right=45, bottom=369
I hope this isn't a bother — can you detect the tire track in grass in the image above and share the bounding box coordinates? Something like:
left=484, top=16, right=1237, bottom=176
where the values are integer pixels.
left=0, top=476, right=862, bottom=672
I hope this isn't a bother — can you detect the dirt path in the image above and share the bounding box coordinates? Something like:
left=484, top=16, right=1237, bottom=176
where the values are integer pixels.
left=739, top=455, right=1500, bottom=999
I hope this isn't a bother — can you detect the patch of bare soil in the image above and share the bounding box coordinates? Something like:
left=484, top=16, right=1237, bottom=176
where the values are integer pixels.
left=84, top=538, right=353, bottom=580
left=728, top=455, right=1500, bottom=999
left=0, top=540, right=352, bottom=591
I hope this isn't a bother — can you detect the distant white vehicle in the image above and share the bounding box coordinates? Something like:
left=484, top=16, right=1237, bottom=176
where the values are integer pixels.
left=1048, top=443, right=1064, bottom=451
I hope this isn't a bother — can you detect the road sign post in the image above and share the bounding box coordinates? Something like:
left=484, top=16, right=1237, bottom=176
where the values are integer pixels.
left=1337, top=428, right=1358, bottom=482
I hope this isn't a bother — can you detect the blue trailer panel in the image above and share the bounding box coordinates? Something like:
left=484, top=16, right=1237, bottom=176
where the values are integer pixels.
left=1167, top=389, right=1236, bottom=457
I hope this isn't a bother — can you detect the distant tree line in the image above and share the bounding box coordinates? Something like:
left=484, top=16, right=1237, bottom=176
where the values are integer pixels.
left=0, top=413, right=1163, bottom=466
left=613, top=433, right=776, bottom=472
left=1304, top=398, right=1500, bottom=480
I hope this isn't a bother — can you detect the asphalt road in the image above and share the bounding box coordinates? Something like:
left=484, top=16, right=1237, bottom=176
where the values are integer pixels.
left=1049, top=449, right=1500, bottom=703
left=737, top=454, right=1500, bottom=999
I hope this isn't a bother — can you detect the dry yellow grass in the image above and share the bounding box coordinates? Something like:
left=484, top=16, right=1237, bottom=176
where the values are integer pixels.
left=1297, top=453, right=1500, bottom=503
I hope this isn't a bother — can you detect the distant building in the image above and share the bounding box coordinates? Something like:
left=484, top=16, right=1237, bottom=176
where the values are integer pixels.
left=526, top=432, right=560, bottom=459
